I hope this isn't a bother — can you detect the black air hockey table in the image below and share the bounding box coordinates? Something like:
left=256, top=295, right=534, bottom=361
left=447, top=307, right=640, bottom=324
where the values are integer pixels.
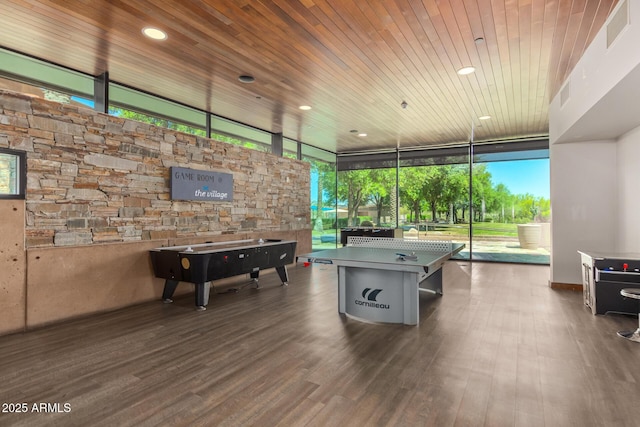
left=298, top=237, right=464, bottom=325
left=150, top=239, right=297, bottom=310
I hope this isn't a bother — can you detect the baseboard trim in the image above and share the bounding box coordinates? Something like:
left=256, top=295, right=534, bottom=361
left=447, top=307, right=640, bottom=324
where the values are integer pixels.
left=550, top=282, right=582, bottom=291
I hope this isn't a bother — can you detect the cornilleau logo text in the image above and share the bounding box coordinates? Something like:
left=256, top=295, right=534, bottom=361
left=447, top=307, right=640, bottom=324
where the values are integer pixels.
left=355, top=288, right=390, bottom=309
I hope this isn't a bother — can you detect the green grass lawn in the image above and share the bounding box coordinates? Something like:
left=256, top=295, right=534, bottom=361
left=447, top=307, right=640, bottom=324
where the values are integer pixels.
left=469, top=223, right=519, bottom=237
left=312, top=222, right=531, bottom=239
left=415, top=222, right=520, bottom=237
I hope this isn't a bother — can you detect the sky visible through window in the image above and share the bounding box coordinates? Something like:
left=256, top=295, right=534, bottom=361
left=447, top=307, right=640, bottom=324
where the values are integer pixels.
left=484, top=159, right=550, bottom=198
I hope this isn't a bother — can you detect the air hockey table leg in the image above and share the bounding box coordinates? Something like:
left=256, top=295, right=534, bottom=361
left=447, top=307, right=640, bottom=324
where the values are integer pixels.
left=194, top=282, right=211, bottom=311
left=162, top=279, right=179, bottom=303
left=275, top=265, right=289, bottom=286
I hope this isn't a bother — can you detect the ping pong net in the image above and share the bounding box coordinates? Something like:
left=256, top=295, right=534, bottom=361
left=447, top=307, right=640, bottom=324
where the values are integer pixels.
left=347, top=236, right=455, bottom=252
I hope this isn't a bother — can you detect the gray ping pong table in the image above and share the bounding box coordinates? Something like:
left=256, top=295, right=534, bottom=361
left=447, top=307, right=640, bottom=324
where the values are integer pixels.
left=298, top=237, right=464, bottom=325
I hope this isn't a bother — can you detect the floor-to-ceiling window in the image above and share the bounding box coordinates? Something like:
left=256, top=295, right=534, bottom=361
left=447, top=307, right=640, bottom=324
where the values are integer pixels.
left=336, top=140, right=550, bottom=264
left=302, top=145, right=337, bottom=250
left=471, top=140, right=550, bottom=264
left=399, top=146, right=471, bottom=259
left=336, top=152, right=398, bottom=228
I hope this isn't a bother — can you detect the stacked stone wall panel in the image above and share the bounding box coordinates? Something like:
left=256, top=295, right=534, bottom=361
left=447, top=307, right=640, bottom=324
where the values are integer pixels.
left=1, top=90, right=311, bottom=248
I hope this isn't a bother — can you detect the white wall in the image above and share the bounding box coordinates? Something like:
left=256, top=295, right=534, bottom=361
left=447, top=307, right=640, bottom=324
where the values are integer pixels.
left=550, top=1, right=640, bottom=144
left=549, top=0, right=640, bottom=285
left=550, top=141, right=617, bottom=284
left=617, top=125, right=640, bottom=253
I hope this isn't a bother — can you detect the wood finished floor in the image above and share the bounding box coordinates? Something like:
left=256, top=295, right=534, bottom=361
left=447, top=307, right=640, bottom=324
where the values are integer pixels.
left=1, top=261, right=640, bottom=427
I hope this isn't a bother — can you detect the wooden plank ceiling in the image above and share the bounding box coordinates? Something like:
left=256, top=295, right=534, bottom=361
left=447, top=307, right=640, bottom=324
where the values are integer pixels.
left=0, top=0, right=619, bottom=153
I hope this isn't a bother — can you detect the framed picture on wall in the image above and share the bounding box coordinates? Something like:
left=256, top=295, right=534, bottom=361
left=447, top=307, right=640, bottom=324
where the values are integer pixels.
left=0, top=147, right=26, bottom=199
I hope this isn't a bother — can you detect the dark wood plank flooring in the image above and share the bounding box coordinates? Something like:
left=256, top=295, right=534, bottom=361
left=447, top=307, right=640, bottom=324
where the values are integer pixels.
left=1, top=261, right=639, bottom=426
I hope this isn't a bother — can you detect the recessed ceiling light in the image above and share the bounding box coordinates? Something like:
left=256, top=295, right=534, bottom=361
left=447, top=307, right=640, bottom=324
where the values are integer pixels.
left=457, top=66, right=476, bottom=75
left=358, top=133, right=367, bottom=137
left=238, top=75, right=255, bottom=83
left=142, top=27, right=167, bottom=40
left=299, top=105, right=312, bottom=110
left=478, top=115, right=491, bottom=120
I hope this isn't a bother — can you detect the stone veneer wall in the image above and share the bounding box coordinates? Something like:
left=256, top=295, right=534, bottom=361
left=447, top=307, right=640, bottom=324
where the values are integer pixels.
left=0, top=89, right=310, bottom=246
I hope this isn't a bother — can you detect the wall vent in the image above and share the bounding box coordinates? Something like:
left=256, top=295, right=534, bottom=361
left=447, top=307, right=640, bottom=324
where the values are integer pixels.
left=560, top=80, right=571, bottom=106
left=607, top=0, right=629, bottom=48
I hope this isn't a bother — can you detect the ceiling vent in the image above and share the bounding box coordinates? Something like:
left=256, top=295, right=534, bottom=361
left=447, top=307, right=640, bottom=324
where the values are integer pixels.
left=560, top=80, right=571, bottom=106
left=607, top=0, right=629, bottom=48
